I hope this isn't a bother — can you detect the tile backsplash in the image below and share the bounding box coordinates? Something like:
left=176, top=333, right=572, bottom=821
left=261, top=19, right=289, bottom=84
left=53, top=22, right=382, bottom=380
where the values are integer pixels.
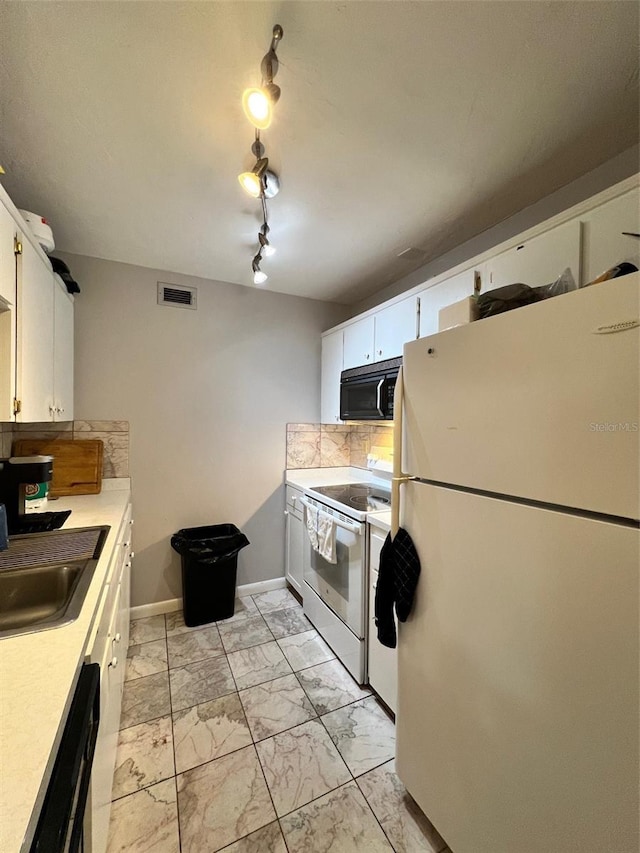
left=286, top=423, right=393, bottom=470
left=5, top=419, right=130, bottom=477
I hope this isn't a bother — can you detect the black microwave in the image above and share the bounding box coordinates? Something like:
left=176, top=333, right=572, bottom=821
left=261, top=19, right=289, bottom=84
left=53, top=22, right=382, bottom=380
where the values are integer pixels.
left=340, top=356, right=401, bottom=421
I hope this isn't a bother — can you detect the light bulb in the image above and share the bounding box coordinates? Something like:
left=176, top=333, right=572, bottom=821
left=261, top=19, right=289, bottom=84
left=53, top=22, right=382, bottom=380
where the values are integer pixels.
left=242, top=88, right=273, bottom=130
left=238, top=171, right=262, bottom=198
left=253, top=269, right=268, bottom=285
left=263, top=244, right=276, bottom=257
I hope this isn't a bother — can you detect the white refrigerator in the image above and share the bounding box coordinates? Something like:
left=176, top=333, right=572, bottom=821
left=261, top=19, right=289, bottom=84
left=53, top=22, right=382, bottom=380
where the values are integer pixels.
left=394, top=273, right=639, bottom=853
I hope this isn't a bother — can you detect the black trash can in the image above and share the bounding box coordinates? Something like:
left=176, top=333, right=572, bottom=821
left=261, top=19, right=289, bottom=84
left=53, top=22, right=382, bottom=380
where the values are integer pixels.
left=170, top=524, right=250, bottom=626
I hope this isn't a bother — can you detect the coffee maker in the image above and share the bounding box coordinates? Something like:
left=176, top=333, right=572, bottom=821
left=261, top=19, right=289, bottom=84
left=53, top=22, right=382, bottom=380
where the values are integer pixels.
left=0, top=456, right=71, bottom=534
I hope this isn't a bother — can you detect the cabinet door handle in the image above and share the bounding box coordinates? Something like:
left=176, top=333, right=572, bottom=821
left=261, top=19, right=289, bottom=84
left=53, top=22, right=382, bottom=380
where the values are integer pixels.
left=130, top=551, right=135, bottom=559
left=113, top=632, right=121, bottom=644
left=108, top=656, right=118, bottom=668
left=377, top=349, right=382, bottom=356
left=129, top=518, right=134, bottom=526
left=365, top=353, right=370, bottom=360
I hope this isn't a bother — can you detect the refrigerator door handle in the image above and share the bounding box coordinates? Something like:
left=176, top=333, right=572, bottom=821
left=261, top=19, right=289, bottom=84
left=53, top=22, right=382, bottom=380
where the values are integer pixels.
left=392, top=365, right=416, bottom=537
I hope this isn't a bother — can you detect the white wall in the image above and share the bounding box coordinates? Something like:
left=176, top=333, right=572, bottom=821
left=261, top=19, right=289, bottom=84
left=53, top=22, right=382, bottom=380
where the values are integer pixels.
left=65, top=253, right=346, bottom=607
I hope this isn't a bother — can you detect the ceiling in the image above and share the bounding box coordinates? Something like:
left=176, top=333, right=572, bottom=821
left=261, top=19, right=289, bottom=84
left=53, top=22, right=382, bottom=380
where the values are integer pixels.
left=0, top=2, right=638, bottom=305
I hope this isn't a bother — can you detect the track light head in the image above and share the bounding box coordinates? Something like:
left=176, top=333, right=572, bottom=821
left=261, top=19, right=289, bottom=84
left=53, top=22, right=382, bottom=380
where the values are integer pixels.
left=252, top=253, right=267, bottom=285
left=238, top=157, right=268, bottom=197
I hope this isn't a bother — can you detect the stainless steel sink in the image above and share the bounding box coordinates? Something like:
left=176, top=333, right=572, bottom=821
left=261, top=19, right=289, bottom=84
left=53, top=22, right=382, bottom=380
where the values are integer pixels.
left=0, top=526, right=109, bottom=639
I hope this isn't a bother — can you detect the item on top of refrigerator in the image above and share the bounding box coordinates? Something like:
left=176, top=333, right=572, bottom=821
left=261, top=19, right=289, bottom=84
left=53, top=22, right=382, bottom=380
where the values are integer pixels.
left=533, top=266, right=577, bottom=299
left=18, top=209, right=55, bottom=254
left=438, top=295, right=479, bottom=331
left=477, top=282, right=541, bottom=319
left=584, top=261, right=638, bottom=287
left=50, top=256, right=81, bottom=294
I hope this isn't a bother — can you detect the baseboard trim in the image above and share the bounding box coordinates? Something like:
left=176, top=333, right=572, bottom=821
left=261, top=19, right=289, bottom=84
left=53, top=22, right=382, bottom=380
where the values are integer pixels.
left=130, top=576, right=288, bottom=620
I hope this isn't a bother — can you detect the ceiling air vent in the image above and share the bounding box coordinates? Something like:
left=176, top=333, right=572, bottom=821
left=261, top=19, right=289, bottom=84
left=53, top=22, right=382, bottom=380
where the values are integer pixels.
left=157, top=282, right=197, bottom=310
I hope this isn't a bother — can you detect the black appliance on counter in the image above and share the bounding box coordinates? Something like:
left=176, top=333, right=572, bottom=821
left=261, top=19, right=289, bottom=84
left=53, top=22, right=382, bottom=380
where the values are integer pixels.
left=340, top=356, right=401, bottom=421
left=0, top=456, right=71, bottom=534
left=30, top=663, right=100, bottom=853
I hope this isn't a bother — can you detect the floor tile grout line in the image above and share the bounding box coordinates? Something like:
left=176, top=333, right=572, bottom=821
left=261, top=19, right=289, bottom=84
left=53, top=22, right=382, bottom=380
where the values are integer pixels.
left=163, top=619, right=185, bottom=853
left=353, top=773, right=399, bottom=852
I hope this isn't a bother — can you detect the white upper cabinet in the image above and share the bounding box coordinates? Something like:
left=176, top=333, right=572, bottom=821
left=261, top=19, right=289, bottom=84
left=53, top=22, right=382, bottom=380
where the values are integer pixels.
left=53, top=276, right=74, bottom=421
left=0, top=202, right=17, bottom=305
left=321, top=329, right=343, bottom=424
left=17, top=236, right=55, bottom=422
left=343, top=315, right=375, bottom=370
left=580, top=187, right=640, bottom=285
left=374, top=296, right=418, bottom=361
left=418, top=268, right=478, bottom=338
left=485, top=220, right=581, bottom=292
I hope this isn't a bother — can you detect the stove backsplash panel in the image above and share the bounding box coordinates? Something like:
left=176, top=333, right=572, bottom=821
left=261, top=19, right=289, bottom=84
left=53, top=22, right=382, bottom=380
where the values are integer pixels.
left=286, top=423, right=393, bottom=470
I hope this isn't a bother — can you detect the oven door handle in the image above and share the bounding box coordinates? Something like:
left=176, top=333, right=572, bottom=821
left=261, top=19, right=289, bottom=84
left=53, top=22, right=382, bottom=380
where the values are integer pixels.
left=375, top=378, right=384, bottom=417
left=299, top=497, right=363, bottom=535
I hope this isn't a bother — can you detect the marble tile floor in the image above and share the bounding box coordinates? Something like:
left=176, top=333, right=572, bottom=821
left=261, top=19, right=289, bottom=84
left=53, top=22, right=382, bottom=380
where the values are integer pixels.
left=108, top=591, right=451, bottom=853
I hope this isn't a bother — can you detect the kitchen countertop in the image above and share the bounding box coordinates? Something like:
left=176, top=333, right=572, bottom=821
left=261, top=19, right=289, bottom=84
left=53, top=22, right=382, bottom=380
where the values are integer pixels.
left=368, top=511, right=392, bottom=532
left=286, top=466, right=392, bottom=493
left=0, top=480, right=131, bottom=853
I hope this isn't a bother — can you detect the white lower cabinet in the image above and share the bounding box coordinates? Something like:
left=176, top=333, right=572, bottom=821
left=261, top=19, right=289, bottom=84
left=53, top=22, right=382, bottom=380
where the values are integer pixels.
left=285, top=486, right=304, bottom=596
left=85, top=503, right=133, bottom=853
left=367, top=525, right=397, bottom=713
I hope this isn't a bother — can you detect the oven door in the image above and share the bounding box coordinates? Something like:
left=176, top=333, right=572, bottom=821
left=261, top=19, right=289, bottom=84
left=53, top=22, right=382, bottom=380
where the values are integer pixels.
left=302, top=501, right=365, bottom=638
left=340, top=374, right=394, bottom=421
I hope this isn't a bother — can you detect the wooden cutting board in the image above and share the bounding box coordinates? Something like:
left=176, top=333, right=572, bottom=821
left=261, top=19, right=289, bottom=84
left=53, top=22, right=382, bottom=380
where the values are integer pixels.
left=13, top=438, right=104, bottom=496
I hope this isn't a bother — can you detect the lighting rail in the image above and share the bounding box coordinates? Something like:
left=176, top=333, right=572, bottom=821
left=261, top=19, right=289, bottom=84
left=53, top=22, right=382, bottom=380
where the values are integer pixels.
left=238, top=24, right=284, bottom=286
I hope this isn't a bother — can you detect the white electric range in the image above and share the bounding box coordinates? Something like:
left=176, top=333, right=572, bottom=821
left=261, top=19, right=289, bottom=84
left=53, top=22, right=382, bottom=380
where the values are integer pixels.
left=300, top=481, right=391, bottom=683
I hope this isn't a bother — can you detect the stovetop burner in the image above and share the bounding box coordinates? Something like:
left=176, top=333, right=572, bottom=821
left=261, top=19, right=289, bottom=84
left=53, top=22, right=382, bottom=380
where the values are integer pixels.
left=310, top=483, right=391, bottom=514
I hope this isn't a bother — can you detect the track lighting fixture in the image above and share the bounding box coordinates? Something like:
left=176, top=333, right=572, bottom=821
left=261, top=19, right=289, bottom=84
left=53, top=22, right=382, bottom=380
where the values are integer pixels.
left=237, top=24, right=284, bottom=285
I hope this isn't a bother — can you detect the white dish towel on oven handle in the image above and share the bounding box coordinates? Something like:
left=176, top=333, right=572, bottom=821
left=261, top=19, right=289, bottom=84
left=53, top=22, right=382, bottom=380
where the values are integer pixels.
left=316, top=510, right=337, bottom=564
left=304, top=502, right=319, bottom=551
left=303, top=502, right=337, bottom=564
